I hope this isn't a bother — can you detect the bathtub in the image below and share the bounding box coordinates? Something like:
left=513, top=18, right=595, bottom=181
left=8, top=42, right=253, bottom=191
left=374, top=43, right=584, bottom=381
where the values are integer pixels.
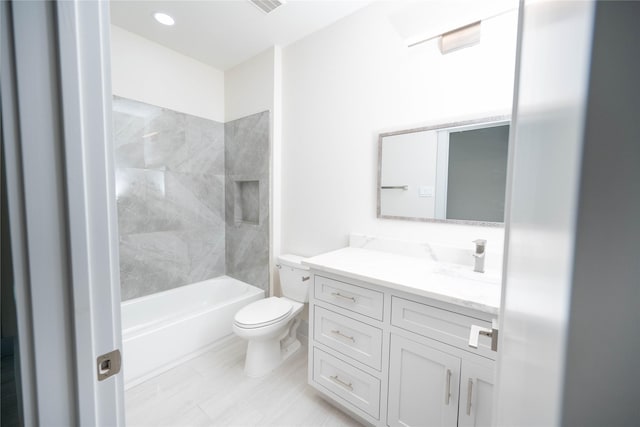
left=121, top=276, right=264, bottom=388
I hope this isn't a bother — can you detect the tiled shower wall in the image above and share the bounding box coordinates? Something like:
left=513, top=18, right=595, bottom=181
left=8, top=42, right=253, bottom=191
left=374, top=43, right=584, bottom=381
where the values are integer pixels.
left=113, top=97, right=270, bottom=300
left=225, top=112, right=270, bottom=291
left=113, top=97, right=226, bottom=300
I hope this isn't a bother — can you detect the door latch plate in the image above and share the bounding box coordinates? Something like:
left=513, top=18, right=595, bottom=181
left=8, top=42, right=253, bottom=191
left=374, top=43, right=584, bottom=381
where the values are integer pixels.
left=97, top=349, right=121, bottom=381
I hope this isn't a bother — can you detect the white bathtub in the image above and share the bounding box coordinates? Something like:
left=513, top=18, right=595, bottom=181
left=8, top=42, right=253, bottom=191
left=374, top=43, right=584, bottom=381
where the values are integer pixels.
left=121, top=276, right=264, bottom=388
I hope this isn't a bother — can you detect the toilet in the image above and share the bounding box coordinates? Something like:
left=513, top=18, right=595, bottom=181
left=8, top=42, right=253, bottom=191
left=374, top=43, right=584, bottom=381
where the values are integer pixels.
left=232, top=254, right=309, bottom=377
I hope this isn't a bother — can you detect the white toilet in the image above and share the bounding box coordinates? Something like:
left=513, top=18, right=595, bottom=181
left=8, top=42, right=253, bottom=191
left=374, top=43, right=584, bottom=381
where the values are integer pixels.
left=232, top=254, right=309, bottom=377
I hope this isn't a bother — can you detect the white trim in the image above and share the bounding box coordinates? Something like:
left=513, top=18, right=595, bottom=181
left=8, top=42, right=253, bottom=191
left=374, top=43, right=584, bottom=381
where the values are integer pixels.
left=2, top=1, right=124, bottom=424
left=56, top=1, right=125, bottom=425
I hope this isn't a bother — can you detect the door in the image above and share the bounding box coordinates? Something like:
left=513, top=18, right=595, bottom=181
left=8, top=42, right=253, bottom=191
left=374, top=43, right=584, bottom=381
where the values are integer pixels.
left=458, top=360, right=494, bottom=427
left=495, top=0, right=596, bottom=424
left=387, top=334, right=460, bottom=427
left=2, top=1, right=125, bottom=424
left=496, top=0, right=640, bottom=425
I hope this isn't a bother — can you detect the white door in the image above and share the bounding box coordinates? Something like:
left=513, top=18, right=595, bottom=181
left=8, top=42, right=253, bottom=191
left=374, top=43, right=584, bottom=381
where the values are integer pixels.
left=458, top=359, right=494, bottom=427
left=2, top=1, right=125, bottom=424
left=387, top=335, right=461, bottom=427
left=494, top=0, right=597, bottom=426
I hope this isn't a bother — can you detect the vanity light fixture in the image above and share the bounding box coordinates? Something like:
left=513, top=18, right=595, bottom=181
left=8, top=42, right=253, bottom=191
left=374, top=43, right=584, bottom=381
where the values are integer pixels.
left=153, top=12, right=175, bottom=26
left=439, top=21, right=481, bottom=54
left=406, top=20, right=481, bottom=53
left=249, top=0, right=286, bottom=14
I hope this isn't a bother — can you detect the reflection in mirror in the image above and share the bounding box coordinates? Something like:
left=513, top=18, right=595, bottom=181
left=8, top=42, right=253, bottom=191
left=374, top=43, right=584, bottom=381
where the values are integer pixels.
left=377, top=117, right=509, bottom=225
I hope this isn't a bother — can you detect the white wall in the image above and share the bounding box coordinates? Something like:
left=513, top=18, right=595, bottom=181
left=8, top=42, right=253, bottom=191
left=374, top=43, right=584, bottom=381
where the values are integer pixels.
left=110, top=25, right=224, bottom=122
left=281, top=3, right=518, bottom=257
left=225, top=47, right=276, bottom=122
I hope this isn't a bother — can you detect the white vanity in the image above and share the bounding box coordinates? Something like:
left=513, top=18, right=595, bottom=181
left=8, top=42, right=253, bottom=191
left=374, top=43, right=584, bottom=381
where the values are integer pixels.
left=304, top=241, right=501, bottom=427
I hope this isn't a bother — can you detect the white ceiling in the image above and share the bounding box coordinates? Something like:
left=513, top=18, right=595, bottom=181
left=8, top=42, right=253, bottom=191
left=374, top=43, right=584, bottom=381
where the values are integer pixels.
left=110, top=0, right=371, bottom=71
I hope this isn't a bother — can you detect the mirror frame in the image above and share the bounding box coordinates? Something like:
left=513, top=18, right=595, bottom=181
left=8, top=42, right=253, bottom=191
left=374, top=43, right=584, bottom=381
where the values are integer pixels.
left=377, top=115, right=510, bottom=227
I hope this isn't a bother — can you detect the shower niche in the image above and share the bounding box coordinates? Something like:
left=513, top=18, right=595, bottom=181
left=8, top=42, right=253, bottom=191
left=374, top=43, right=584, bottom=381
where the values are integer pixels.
left=234, top=180, right=260, bottom=225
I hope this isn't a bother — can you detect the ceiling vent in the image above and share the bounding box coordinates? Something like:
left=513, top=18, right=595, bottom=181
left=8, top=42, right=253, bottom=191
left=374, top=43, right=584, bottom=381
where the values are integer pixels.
left=249, top=0, right=285, bottom=14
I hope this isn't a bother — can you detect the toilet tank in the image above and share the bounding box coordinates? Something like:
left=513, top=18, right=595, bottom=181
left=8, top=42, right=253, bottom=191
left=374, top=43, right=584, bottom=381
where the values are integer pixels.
left=277, top=254, right=310, bottom=303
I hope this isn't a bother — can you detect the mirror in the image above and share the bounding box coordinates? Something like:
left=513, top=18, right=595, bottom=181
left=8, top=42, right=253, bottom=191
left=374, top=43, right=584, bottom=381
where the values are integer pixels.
left=377, top=116, right=510, bottom=226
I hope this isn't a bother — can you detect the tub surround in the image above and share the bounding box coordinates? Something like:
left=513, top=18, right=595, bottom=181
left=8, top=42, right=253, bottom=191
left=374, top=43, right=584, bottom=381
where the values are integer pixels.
left=225, top=111, right=270, bottom=291
left=114, top=96, right=226, bottom=300
left=114, top=97, right=271, bottom=299
left=303, top=235, right=502, bottom=314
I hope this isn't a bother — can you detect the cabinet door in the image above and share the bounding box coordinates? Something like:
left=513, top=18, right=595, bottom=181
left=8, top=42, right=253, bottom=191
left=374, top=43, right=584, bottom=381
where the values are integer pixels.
left=387, top=335, right=461, bottom=427
left=458, top=360, right=494, bottom=427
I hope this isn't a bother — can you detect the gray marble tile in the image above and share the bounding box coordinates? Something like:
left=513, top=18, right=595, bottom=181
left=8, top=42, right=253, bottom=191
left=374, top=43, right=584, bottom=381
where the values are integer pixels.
left=115, top=168, right=155, bottom=235
left=161, top=172, right=225, bottom=230
left=178, top=116, right=225, bottom=175
left=183, top=228, right=226, bottom=284
left=113, top=98, right=271, bottom=300
left=112, top=98, right=159, bottom=149
left=119, top=227, right=226, bottom=301
left=116, top=168, right=225, bottom=235
left=225, top=111, right=270, bottom=177
left=142, top=109, right=189, bottom=171
left=224, top=111, right=270, bottom=292
left=114, top=142, right=145, bottom=169
left=112, top=106, right=147, bottom=169
left=226, top=226, right=269, bottom=291
left=119, top=231, right=191, bottom=300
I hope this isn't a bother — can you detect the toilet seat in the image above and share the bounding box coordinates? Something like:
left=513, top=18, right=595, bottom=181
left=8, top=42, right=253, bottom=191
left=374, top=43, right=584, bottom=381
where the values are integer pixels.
left=234, top=297, right=293, bottom=329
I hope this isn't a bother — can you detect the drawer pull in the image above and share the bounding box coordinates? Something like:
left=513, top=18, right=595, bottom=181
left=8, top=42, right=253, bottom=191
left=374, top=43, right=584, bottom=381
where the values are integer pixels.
left=331, top=292, right=356, bottom=302
left=331, top=329, right=355, bottom=342
left=466, top=378, right=473, bottom=415
left=444, top=369, right=452, bottom=405
left=330, top=375, right=353, bottom=391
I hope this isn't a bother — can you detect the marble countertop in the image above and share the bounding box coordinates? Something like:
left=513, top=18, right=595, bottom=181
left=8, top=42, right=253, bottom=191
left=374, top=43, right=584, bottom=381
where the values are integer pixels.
left=303, top=247, right=501, bottom=315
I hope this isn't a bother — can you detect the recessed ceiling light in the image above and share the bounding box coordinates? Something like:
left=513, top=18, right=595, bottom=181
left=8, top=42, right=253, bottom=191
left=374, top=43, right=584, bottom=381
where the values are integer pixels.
left=153, top=12, right=175, bottom=26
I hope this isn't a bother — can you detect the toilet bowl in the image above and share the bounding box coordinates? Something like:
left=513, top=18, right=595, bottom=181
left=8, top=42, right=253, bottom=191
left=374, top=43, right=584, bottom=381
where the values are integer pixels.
left=233, top=254, right=309, bottom=377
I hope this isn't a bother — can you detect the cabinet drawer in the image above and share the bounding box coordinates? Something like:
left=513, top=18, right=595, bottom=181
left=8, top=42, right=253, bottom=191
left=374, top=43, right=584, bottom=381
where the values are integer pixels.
left=391, top=297, right=494, bottom=358
left=314, top=306, right=383, bottom=370
left=312, top=347, right=381, bottom=419
left=315, top=275, right=384, bottom=320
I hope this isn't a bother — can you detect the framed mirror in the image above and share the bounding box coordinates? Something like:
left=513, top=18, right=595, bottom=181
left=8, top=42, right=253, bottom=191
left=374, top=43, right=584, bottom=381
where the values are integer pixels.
left=377, top=116, right=510, bottom=226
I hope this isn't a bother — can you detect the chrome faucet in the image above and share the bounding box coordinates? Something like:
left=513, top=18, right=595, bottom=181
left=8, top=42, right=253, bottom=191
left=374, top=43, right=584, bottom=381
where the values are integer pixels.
left=472, top=239, right=486, bottom=273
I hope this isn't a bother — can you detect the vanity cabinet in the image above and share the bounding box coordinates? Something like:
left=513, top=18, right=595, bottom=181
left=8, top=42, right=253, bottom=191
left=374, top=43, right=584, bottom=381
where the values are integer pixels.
left=387, top=335, right=495, bottom=427
left=387, top=334, right=461, bottom=427
left=307, top=271, right=497, bottom=427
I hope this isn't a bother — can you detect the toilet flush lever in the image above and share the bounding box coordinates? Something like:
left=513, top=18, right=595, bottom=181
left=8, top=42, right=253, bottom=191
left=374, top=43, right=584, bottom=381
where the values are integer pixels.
left=302, top=276, right=310, bottom=282
left=468, top=319, right=499, bottom=352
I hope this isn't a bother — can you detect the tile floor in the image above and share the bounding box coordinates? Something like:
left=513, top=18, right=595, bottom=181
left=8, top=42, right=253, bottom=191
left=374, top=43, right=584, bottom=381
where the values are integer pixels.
left=125, top=337, right=362, bottom=426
